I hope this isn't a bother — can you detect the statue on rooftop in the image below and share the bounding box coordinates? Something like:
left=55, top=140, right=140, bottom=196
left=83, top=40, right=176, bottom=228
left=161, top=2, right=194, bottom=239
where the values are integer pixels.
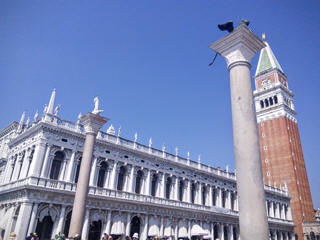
left=92, top=96, right=104, bottom=115
left=54, top=104, right=61, bottom=116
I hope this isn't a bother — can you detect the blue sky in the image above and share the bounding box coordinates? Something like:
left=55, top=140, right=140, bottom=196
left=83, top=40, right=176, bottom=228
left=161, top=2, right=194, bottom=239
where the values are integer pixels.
left=1, top=1, right=319, bottom=208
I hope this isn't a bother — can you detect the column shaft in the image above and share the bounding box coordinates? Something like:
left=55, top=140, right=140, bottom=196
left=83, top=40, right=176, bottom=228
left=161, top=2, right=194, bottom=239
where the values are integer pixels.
left=229, top=63, right=269, bottom=239
left=65, top=151, right=76, bottom=182
left=27, top=203, right=39, bottom=234
left=56, top=205, right=66, bottom=234
left=81, top=209, right=90, bottom=240
left=69, top=133, right=96, bottom=237
left=126, top=212, right=131, bottom=236
left=14, top=202, right=33, bottom=240
left=89, top=157, right=98, bottom=186
left=29, top=142, right=47, bottom=177
left=40, top=144, right=51, bottom=178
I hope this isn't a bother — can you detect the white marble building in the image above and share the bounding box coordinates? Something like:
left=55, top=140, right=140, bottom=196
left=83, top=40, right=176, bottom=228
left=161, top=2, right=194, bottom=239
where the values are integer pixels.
left=0, top=90, right=294, bottom=240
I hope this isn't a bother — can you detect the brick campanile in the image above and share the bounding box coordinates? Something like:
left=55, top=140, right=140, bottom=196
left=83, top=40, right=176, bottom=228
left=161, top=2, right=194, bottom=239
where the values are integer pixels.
left=253, top=35, right=315, bottom=239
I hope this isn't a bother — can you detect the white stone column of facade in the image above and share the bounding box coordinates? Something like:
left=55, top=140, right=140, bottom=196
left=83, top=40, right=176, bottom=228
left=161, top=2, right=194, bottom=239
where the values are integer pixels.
left=28, top=141, right=47, bottom=177
left=198, top=183, right=203, bottom=205
left=188, top=220, right=191, bottom=240
left=219, top=223, right=224, bottom=240
left=229, top=225, right=234, bottom=240
left=81, top=209, right=90, bottom=240
left=89, top=156, right=98, bottom=186
left=161, top=173, right=166, bottom=198
left=275, top=202, right=280, bottom=218
left=145, top=169, right=151, bottom=195
left=39, top=144, right=52, bottom=178
left=143, top=215, right=149, bottom=240
left=128, top=165, right=135, bottom=192
left=211, top=223, right=215, bottom=240
left=217, top=187, right=222, bottom=207
left=210, top=23, right=269, bottom=240
left=59, top=160, right=67, bottom=181
left=160, top=216, right=164, bottom=238
left=105, top=210, right=112, bottom=235
left=109, top=161, right=118, bottom=190
left=270, top=201, right=275, bottom=218
left=126, top=212, right=131, bottom=236
left=174, top=177, right=179, bottom=201
left=27, top=202, right=39, bottom=234
left=14, top=202, right=33, bottom=240
left=20, top=150, right=33, bottom=179
left=11, top=154, right=23, bottom=181
left=65, top=150, right=77, bottom=182
left=175, top=221, right=178, bottom=240
left=186, top=180, right=191, bottom=203
left=56, top=205, right=66, bottom=234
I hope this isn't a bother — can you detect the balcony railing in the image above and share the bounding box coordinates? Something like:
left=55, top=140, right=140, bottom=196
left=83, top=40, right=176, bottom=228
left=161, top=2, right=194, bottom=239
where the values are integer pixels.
left=0, top=176, right=293, bottom=226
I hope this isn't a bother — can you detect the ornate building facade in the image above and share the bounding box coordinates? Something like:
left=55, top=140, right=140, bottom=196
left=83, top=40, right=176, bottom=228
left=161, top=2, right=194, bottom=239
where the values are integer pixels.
left=0, top=90, right=294, bottom=240
left=254, top=36, right=320, bottom=240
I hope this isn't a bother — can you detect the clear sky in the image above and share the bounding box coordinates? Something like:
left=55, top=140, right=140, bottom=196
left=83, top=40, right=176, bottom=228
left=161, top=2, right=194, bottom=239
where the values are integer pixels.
left=1, top=1, right=319, bottom=208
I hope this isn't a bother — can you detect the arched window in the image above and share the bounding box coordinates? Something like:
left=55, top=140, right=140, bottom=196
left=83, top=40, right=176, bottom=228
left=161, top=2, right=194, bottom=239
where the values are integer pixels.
left=50, top=151, right=64, bottom=180
left=179, top=180, right=184, bottom=201
left=151, top=174, right=158, bottom=197
left=74, top=157, right=82, bottom=183
left=212, top=188, right=216, bottom=206
left=191, top=183, right=196, bottom=204
left=269, top=97, right=274, bottom=105
left=260, top=100, right=264, bottom=108
left=274, top=95, right=278, bottom=104
left=97, top=162, right=108, bottom=188
left=265, top=99, right=269, bottom=107
left=117, top=166, right=126, bottom=191
left=222, top=190, right=226, bottom=208
left=135, top=170, right=144, bottom=194
left=202, top=185, right=206, bottom=205
left=165, top=177, right=172, bottom=199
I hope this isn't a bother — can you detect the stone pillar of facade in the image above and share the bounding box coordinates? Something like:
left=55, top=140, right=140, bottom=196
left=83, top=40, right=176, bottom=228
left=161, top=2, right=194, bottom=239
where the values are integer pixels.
left=11, top=154, right=23, bottom=181
left=65, top=150, right=77, bottom=182
left=161, top=173, right=166, bottom=198
left=81, top=209, right=90, bottom=240
left=19, top=150, right=31, bottom=179
left=160, top=216, right=164, bottom=238
left=105, top=210, right=112, bottom=235
left=28, top=141, right=47, bottom=177
left=211, top=223, right=215, bottom=240
left=198, top=183, right=203, bottom=205
left=15, top=202, right=33, bottom=240
left=188, top=220, right=191, bottom=240
left=89, top=156, right=98, bottom=186
left=59, top=160, right=67, bottom=181
left=210, top=23, right=268, bottom=240
left=219, top=223, right=224, bottom=240
left=229, top=225, right=234, bottom=240
left=217, top=188, right=222, bottom=207
left=68, top=113, right=108, bottom=238
left=40, top=144, right=51, bottom=178
left=128, top=165, right=135, bottom=192
left=270, top=201, right=275, bottom=218
left=143, top=215, right=149, bottom=240
left=109, top=161, right=118, bottom=190
left=126, top=212, right=131, bottom=236
left=145, top=169, right=151, bottom=195
left=174, top=177, right=179, bottom=201
left=186, top=180, right=191, bottom=203
left=27, top=203, right=39, bottom=234
left=175, top=221, right=178, bottom=240
left=56, top=205, right=66, bottom=234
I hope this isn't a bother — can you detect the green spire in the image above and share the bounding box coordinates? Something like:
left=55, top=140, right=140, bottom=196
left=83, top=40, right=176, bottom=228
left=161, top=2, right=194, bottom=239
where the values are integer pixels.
left=255, top=40, right=284, bottom=76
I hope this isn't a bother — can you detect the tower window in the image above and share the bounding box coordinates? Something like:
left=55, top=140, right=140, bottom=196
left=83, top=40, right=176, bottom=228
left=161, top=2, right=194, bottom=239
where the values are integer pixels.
left=265, top=99, right=269, bottom=107
left=274, top=95, right=278, bottom=104
left=260, top=100, right=264, bottom=108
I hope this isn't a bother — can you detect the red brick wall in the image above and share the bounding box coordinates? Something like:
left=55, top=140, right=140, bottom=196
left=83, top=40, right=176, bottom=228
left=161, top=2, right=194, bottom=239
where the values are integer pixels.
left=258, top=117, right=315, bottom=239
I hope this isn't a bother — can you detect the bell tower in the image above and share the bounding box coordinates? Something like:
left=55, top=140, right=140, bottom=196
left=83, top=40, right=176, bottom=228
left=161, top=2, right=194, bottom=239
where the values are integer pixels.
left=253, top=34, right=315, bottom=239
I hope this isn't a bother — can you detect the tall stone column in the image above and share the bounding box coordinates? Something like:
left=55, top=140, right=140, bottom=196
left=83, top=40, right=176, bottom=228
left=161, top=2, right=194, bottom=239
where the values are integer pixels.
left=56, top=205, right=66, bottom=234
left=28, top=141, right=47, bottom=177
left=104, top=210, right=112, bottom=235
left=145, top=169, right=151, bottom=195
left=89, top=156, right=98, bottom=186
left=126, top=212, right=131, bottom=236
left=210, top=23, right=268, bottom=239
left=15, top=202, right=33, bottom=240
left=68, top=113, right=108, bottom=238
left=81, top=209, right=90, bottom=240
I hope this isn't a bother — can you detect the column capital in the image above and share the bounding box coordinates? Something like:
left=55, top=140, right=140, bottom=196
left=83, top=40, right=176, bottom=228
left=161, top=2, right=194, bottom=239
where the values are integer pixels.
left=80, top=112, right=108, bottom=135
left=210, top=24, right=265, bottom=70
